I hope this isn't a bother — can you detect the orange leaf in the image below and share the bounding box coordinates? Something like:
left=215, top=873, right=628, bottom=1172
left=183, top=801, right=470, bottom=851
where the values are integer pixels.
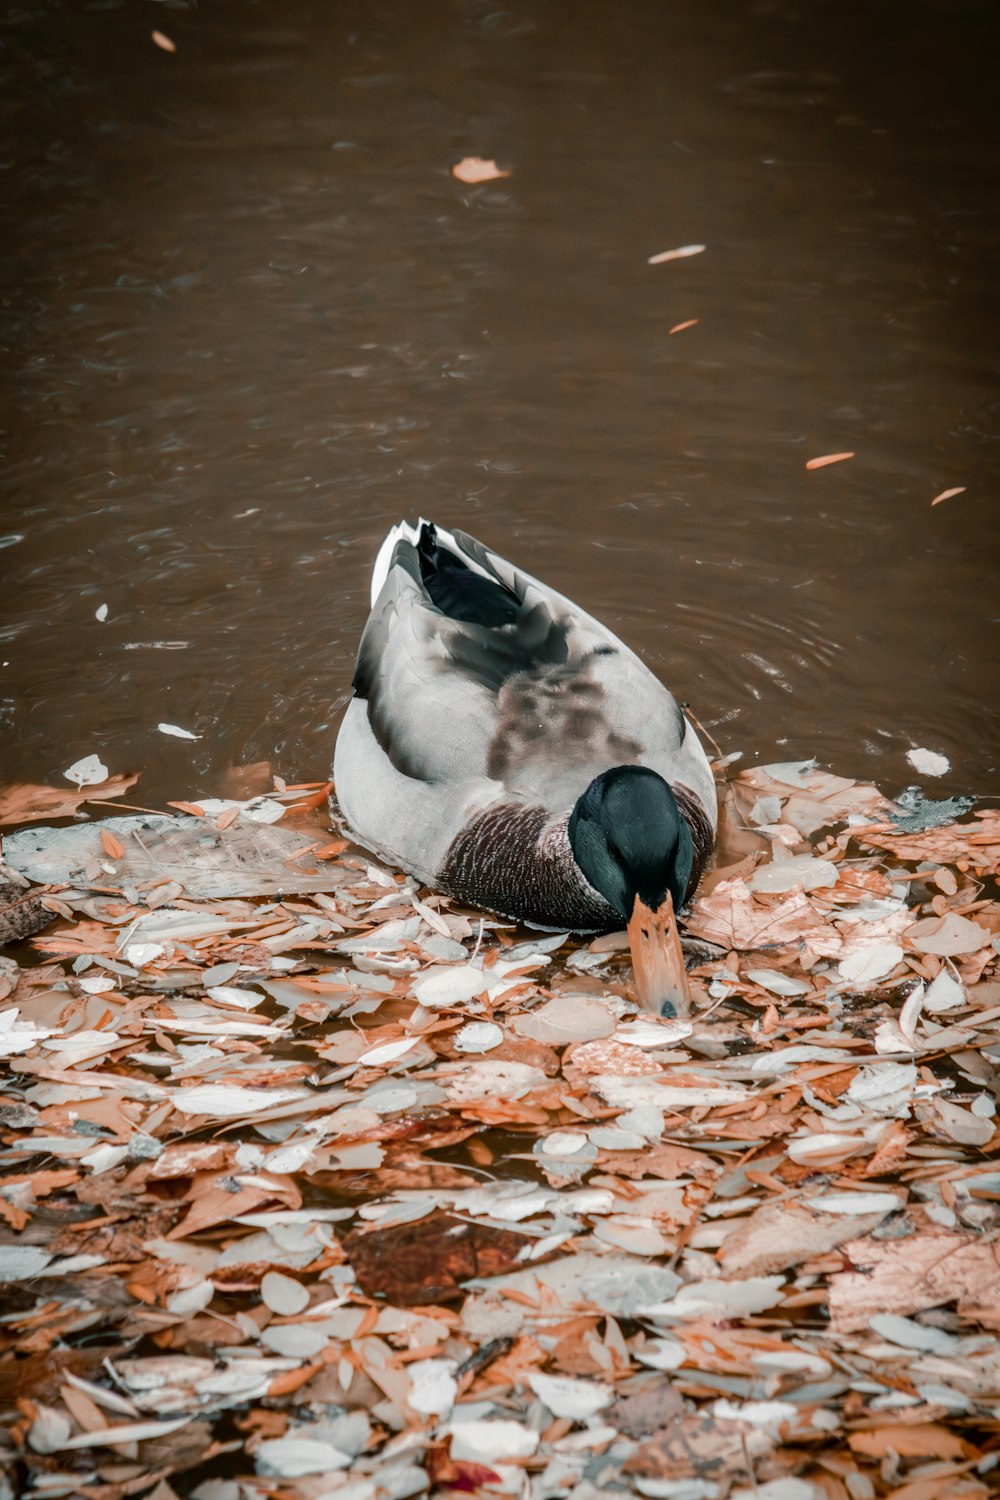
left=848, top=1423, right=976, bottom=1461
left=166, top=801, right=206, bottom=817
left=806, top=451, right=855, bottom=470
left=931, top=486, right=966, bottom=506
left=669, top=319, right=699, bottom=334
left=100, top=829, right=126, bottom=860
left=151, top=30, right=176, bottom=52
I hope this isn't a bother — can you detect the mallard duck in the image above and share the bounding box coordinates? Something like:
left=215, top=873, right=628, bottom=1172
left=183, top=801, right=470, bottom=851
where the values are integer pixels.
left=334, top=521, right=717, bottom=1014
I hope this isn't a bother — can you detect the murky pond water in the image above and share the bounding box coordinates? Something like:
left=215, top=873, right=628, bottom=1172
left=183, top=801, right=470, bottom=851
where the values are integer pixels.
left=2, top=0, right=997, bottom=811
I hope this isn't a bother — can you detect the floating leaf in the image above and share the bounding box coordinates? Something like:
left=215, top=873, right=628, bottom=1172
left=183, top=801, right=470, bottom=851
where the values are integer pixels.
left=648, top=244, right=706, bottom=263
left=451, top=156, right=510, bottom=183
left=805, top=451, right=854, bottom=469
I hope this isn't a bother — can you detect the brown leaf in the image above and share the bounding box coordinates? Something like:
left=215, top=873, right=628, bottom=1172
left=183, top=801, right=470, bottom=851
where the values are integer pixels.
left=342, top=1212, right=532, bottom=1305
left=0, top=773, right=139, bottom=826
left=830, top=1231, right=1000, bottom=1331
left=719, top=1196, right=895, bottom=1278
left=625, top=1407, right=768, bottom=1480
left=848, top=1423, right=977, bottom=1460
left=608, top=1381, right=685, bottom=1437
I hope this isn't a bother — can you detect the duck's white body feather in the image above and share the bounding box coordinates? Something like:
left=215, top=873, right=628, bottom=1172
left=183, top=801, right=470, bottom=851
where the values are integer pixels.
left=334, top=521, right=717, bottom=915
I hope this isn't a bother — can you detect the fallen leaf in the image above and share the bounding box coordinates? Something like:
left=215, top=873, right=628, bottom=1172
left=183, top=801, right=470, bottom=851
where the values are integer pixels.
left=648, top=244, right=706, bottom=264
left=157, top=722, right=200, bottom=740
left=0, top=774, right=139, bottom=825
left=669, top=318, right=699, bottom=333
left=906, top=747, right=950, bottom=777
left=151, top=30, right=176, bottom=53
left=63, top=754, right=109, bottom=787
left=805, top=452, right=855, bottom=469
left=848, top=1424, right=976, bottom=1460
left=451, top=156, right=509, bottom=183
left=931, top=486, right=966, bottom=506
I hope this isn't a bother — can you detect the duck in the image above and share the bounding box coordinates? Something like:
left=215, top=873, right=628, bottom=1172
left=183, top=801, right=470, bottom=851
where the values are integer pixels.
left=333, top=520, right=717, bottom=1015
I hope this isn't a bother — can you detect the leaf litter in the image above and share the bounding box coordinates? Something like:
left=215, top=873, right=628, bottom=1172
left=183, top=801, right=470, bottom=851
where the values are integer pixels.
left=0, top=758, right=998, bottom=1500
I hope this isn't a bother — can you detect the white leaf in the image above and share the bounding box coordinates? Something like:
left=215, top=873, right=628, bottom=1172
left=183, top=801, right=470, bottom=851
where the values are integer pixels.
left=0, top=1008, right=57, bottom=1056
left=123, top=942, right=165, bottom=967
left=157, top=722, right=201, bottom=740
left=357, top=1036, right=419, bottom=1067
left=261, top=1324, right=330, bottom=1358
left=56, top=1415, right=195, bottom=1450
left=205, top=984, right=264, bottom=1010
left=64, top=753, right=108, bottom=786
left=924, top=968, right=965, bottom=1013
left=899, top=983, right=924, bottom=1042
left=407, top=1358, right=458, bottom=1416
left=255, top=1437, right=351, bottom=1477
left=95, top=603, right=109, bottom=622
left=745, top=968, right=811, bottom=997
left=837, top=943, right=903, bottom=986
left=906, top=747, right=950, bottom=776
left=810, top=1192, right=904, bottom=1216
left=541, top=1130, right=590, bottom=1157
left=449, top=1419, right=539, bottom=1462
left=453, top=1021, right=504, bottom=1053
left=869, top=1313, right=960, bottom=1353
left=261, top=1271, right=309, bottom=1316
left=749, top=855, right=837, bottom=893
left=644, top=1276, right=786, bottom=1319
left=786, top=1132, right=865, bottom=1165
left=171, top=1084, right=310, bottom=1117
left=528, top=1371, right=612, bottom=1419
left=28, top=1405, right=71, bottom=1453
left=411, top=964, right=491, bottom=1008
left=635, top=1336, right=686, bottom=1370
left=0, top=1245, right=53, bottom=1281
left=615, top=1018, right=693, bottom=1047
left=592, top=1076, right=751, bottom=1109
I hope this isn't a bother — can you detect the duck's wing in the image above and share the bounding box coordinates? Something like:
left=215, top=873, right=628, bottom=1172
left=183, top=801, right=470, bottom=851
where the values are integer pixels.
left=342, top=521, right=716, bottom=829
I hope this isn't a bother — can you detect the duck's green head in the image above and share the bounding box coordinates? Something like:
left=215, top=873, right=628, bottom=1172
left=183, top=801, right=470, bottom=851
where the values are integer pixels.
left=568, top=766, right=692, bottom=917
left=568, top=766, right=693, bottom=1016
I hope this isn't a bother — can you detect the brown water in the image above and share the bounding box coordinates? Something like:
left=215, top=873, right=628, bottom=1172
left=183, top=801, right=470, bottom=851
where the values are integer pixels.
left=2, top=0, right=998, bottom=811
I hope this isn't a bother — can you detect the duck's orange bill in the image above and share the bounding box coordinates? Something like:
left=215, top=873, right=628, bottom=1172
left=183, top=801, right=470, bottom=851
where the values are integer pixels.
left=627, top=890, right=691, bottom=1017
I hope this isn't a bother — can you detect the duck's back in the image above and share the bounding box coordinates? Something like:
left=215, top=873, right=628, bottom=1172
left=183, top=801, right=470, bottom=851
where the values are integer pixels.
left=334, top=521, right=716, bottom=893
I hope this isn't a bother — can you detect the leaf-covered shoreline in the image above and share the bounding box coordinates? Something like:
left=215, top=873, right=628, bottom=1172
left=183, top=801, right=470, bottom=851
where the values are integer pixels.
left=0, top=763, right=998, bottom=1500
